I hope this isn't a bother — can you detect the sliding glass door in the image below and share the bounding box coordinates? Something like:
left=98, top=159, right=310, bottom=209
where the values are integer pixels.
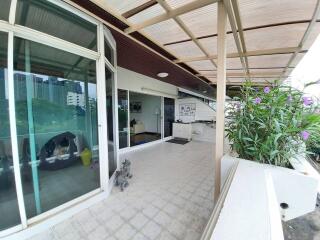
left=118, top=89, right=129, bottom=149
left=164, top=98, right=175, bottom=138
left=13, top=37, right=100, bottom=218
left=0, top=0, right=118, bottom=235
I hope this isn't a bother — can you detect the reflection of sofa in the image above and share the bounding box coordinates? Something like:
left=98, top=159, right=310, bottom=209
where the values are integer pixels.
left=131, top=121, right=145, bottom=134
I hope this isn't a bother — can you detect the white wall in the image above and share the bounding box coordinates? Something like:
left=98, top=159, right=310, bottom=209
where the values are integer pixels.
left=130, top=93, right=161, bottom=133
left=175, top=97, right=216, bottom=123
left=117, top=67, right=178, bottom=97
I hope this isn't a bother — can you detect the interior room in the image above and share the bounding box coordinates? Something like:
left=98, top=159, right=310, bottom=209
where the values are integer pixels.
left=129, top=92, right=162, bottom=146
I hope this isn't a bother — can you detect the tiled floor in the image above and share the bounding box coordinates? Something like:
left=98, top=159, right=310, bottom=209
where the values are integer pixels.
left=29, top=141, right=215, bottom=240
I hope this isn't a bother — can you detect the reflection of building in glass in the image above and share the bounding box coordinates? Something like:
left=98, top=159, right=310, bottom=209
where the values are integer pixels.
left=67, top=91, right=85, bottom=107
left=14, top=73, right=84, bottom=107
left=0, top=69, right=7, bottom=101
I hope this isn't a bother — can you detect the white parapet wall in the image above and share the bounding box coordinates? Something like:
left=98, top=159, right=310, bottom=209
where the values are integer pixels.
left=208, top=156, right=318, bottom=240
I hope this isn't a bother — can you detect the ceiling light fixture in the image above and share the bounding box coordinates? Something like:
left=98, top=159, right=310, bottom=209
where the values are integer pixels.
left=157, top=72, right=169, bottom=78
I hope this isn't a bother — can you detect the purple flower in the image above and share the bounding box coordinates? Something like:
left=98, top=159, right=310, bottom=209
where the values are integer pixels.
left=301, top=130, right=310, bottom=141
left=287, top=95, right=293, bottom=103
left=254, top=97, right=261, bottom=104
left=302, top=97, right=313, bottom=106
left=264, top=87, right=271, bottom=93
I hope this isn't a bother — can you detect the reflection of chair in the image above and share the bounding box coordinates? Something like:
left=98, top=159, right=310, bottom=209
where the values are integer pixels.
left=131, top=121, right=145, bottom=134
left=39, top=132, right=78, bottom=171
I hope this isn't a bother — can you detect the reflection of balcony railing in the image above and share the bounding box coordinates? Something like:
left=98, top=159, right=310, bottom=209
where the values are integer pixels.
left=0, top=145, right=99, bottom=174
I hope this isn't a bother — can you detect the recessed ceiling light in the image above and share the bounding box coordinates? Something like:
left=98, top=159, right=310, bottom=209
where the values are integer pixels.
left=157, top=72, right=169, bottom=78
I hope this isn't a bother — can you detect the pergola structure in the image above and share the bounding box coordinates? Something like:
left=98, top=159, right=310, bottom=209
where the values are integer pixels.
left=80, top=0, right=320, bottom=87
left=67, top=0, right=320, bottom=199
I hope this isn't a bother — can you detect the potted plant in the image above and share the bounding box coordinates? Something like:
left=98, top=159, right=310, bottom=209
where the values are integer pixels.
left=226, top=80, right=320, bottom=168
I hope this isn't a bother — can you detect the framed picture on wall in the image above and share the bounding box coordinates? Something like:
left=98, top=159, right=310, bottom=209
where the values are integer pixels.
left=130, top=102, right=142, bottom=113
left=179, top=103, right=196, bottom=116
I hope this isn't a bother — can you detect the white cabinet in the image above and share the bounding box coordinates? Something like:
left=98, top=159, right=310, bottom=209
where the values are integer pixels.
left=172, top=123, right=192, bottom=140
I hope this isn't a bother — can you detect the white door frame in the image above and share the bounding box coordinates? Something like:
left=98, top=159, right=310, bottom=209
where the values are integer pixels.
left=1, top=0, right=117, bottom=235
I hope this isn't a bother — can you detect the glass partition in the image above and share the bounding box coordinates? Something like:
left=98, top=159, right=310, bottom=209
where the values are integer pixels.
left=118, top=89, right=128, bottom=149
left=0, top=32, right=21, bottom=231
left=164, top=98, right=175, bottom=138
left=106, top=67, right=116, bottom=177
left=15, top=0, right=97, bottom=50
left=129, top=92, right=161, bottom=146
left=0, top=0, right=11, bottom=21
left=13, top=37, right=100, bottom=218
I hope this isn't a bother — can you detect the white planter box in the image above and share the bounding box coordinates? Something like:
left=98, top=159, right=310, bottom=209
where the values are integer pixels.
left=210, top=155, right=318, bottom=240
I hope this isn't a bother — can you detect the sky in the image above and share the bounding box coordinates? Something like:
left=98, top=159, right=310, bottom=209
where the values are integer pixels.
left=288, top=34, right=320, bottom=100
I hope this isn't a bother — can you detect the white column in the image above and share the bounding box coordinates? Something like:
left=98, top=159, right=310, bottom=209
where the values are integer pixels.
left=214, top=1, right=227, bottom=203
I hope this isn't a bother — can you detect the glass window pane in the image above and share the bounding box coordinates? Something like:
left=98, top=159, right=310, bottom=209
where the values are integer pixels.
left=16, top=0, right=97, bottom=50
left=106, top=67, right=116, bottom=177
left=13, top=37, right=99, bottom=218
left=129, top=92, right=161, bottom=146
left=0, top=32, right=21, bottom=230
left=104, top=39, right=114, bottom=66
left=0, top=0, right=11, bottom=21
left=118, top=89, right=128, bottom=149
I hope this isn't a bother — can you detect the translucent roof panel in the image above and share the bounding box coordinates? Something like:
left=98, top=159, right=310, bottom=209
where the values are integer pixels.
left=165, top=41, right=206, bottom=58
left=187, top=60, right=216, bottom=71
left=199, top=34, right=237, bottom=55
left=142, top=19, right=189, bottom=45
left=227, top=58, right=243, bottom=69
left=238, top=0, right=317, bottom=29
left=128, top=4, right=166, bottom=24
left=229, top=77, right=280, bottom=83
left=179, top=4, right=218, bottom=38
left=248, top=54, right=293, bottom=68
left=199, top=70, right=216, bottom=75
left=245, top=24, right=308, bottom=51
left=166, top=0, right=197, bottom=9
left=105, top=0, right=150, bottom=14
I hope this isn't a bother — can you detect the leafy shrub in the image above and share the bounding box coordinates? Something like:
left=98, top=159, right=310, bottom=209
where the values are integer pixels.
left=226, top=81, right=320, bottom=167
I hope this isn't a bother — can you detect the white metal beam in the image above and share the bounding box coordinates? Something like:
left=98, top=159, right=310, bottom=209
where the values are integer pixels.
left=174, top=47, right=300, bottom=63
left=214, top=1, right=227, bottom=203
left=125, top=0, right=219, bottom=34
left=223, top=0, right=248, bottom=77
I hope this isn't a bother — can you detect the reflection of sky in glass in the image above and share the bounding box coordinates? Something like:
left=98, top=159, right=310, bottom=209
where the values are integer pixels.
left=13, top=71, right=97, bottom=99
left=289, top=34, right=320, bottom=99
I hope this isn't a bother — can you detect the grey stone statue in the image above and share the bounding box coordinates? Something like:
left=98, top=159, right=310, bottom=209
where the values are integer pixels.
left=114, top=159, right=132, bottom=191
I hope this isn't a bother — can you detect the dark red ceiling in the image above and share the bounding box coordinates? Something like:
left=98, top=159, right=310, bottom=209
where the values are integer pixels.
left=70, top=0, right=215, bottom=98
